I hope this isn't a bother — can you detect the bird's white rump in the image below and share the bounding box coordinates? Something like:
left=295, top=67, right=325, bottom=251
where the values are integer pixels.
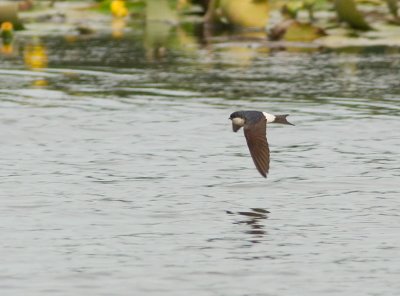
left=262, top=112, right=276, bottom=123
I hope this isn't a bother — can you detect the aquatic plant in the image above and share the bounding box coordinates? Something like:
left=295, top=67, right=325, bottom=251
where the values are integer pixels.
left=1, top=22, right=14, bottom=45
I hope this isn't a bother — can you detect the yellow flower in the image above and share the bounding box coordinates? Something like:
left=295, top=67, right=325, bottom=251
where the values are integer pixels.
left=111, top=0, right=128, bottom=17
left=1, top=22, right=13, bottom=32
left=1, top=22, right=14, bottom=45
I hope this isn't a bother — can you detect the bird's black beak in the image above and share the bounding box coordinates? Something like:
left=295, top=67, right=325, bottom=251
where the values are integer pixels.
left=274, top=114, right=295, bottom=126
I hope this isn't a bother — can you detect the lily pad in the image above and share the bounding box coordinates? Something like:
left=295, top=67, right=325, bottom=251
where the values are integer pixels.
left=270, top=19, right=326, bottom=42
left=335, top=0, right=373, bottom=30
left=386, top=0, right=398, bottom=19
left=206, top=0, right=269, bottom=29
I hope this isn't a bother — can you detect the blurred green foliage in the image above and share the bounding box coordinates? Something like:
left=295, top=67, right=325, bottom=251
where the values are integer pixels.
left=335, top=0, right=373, bottom=30
left=386, top=0, right=399, bottom=18
left=2, top=0, right=400, bottom=37
left=92, top=0, right=398, bottom=30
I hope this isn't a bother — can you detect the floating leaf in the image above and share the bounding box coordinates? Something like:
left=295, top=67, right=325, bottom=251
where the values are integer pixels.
left=207, top=0, right=269, bottom=29
left=334, top=0, right=373, bottom=30
left=386, top=0, right=398, bottom=18
left=269, top=19, right=326, bottom=41
left=284, top=22, right=326, bottom=41
left=146, top=0, right=178, bottom=23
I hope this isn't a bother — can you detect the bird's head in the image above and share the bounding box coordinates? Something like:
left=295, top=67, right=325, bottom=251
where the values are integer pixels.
left=229, top=112, right=245, bottom=124
left=229, top=111, right=244, bottom=121
left=229, top=111, right=245, bottom=132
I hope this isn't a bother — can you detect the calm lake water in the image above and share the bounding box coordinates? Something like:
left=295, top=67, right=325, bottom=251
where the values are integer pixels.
left=1, top=26, right=400, bottom=295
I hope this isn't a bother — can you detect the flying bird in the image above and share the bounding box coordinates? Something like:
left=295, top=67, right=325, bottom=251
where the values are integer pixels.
left=229, top=110, right=294, bottom=178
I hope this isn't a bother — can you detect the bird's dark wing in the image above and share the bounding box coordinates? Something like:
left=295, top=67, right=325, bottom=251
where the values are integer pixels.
left=244, top=119, right=270, bottom=178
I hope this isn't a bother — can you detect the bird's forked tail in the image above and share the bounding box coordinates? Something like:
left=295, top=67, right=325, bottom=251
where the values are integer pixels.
left=274, top=114, right=294, bottom=126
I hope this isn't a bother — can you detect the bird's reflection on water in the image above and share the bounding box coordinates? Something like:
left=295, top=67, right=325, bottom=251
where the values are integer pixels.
left=226, top=208, right=269, bottom=244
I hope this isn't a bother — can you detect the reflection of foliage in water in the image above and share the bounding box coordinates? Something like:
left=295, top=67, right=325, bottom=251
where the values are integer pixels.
left=4, top=29, right=398, bottom=116
left=24, top=40, right=48, bottom=69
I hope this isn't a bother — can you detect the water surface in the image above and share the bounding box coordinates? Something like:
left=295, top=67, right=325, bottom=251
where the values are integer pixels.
left=1, top=29, right=400, bottom=295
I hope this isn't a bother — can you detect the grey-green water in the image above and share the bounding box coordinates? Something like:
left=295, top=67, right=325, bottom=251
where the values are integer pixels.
left=1, top=29, right=400, bottom=295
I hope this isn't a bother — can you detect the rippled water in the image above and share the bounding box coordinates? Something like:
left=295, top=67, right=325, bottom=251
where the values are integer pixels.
left=1, top=30, right=400, bottom=295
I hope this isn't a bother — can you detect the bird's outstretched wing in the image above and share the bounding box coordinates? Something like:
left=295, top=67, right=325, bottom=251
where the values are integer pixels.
left=244, top=120, right=270, bottom=177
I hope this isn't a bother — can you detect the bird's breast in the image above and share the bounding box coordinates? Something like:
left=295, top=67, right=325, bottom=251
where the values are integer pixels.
left=232, top=117, right=245, bottom=126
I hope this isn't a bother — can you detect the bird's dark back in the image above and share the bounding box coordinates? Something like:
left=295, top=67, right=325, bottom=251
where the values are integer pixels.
left=241, top=111, right=264, bottom=125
